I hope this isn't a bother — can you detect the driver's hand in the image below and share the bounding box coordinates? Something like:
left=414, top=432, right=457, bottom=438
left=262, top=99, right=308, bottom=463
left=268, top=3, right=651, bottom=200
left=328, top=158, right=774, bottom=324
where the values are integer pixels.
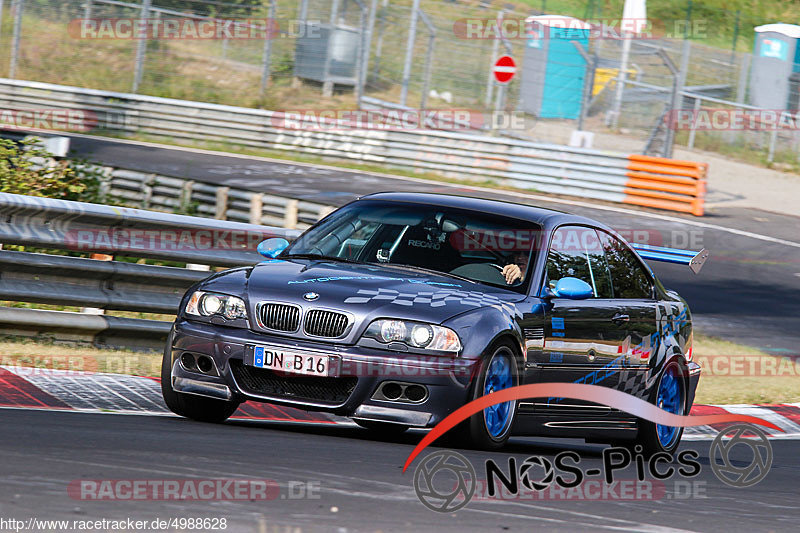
left=502, top=264, right=522, bottom=284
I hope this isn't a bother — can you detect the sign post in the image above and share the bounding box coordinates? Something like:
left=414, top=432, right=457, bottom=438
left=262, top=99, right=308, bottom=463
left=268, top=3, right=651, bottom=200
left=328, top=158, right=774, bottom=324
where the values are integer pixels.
left=492, top=55, right=516, bottom=114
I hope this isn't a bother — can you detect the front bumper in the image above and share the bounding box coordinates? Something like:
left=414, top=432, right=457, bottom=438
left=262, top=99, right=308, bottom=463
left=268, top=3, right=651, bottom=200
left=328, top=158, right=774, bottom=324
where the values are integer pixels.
left=168, top=319, right=478, bottom=427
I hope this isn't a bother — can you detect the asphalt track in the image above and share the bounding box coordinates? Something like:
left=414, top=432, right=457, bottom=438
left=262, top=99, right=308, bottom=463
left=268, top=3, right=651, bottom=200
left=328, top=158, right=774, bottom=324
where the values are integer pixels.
left=64, top=134, right=800, bottom=354
left=0, top=408, right=797, bottom=532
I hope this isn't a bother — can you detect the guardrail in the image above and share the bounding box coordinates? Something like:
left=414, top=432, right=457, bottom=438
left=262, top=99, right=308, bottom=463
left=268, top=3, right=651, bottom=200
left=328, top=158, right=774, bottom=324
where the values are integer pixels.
left=0, top=78, right=706, bottom=216
left=0, top=193, right=301, bottom=350
left=104, top=169, right=336, bottom=230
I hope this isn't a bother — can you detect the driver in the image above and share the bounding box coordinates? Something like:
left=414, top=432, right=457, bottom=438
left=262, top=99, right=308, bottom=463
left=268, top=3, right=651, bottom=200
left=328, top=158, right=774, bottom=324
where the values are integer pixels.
left=501, top=252, right=529, bottom=285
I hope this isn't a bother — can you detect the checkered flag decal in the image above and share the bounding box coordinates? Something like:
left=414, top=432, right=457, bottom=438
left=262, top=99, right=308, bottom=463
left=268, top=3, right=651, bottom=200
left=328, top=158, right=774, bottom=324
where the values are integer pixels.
left=344, top=287, right=518, bottom=315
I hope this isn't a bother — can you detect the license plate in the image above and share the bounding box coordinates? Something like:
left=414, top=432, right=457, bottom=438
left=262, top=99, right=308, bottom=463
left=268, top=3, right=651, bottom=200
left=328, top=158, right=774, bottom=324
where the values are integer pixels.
left=253, top=346, right=329, bottom=377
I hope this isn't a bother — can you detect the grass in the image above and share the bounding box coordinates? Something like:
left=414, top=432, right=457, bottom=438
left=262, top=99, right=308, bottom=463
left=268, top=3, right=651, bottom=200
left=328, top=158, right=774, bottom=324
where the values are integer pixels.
left=691, top=334, right=800, bottom=405
left=0, top=339, right=162, bottom=377
left=0, top=333, right=796, bottom=404
left=0, top=301, right=176, bottom=322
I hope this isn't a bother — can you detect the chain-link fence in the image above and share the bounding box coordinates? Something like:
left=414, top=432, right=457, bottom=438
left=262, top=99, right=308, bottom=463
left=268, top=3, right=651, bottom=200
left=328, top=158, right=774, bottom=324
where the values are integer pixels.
left=2, top=0, right=800, bottom=165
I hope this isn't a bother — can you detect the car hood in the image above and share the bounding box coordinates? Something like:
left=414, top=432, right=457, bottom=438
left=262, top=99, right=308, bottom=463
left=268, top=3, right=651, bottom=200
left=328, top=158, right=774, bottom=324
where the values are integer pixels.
left=241, top=259, right=524, bottom=326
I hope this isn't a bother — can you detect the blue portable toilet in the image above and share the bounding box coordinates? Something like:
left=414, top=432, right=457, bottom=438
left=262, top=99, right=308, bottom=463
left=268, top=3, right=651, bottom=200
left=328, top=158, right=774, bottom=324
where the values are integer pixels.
left=750, top=24, right=800, bottom=109
left=520, top=15, right=591, bottom=119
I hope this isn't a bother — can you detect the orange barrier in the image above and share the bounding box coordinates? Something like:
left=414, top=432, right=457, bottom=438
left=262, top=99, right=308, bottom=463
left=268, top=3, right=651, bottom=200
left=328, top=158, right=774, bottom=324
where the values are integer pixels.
left=623, top=155, right=707, bottom=216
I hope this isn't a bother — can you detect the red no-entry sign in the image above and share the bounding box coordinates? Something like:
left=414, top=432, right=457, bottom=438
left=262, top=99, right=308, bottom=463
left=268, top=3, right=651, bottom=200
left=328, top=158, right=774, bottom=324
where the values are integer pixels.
left=493, top=55, right=517, bottom=84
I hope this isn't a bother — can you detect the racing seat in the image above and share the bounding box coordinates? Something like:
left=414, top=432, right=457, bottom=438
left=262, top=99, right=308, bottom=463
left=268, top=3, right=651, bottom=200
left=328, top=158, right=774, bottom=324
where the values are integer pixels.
left=391, top=221, right=463, bottom=272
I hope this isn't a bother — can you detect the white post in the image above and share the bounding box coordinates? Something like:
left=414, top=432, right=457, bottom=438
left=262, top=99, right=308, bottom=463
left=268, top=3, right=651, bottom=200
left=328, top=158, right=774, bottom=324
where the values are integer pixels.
left=609, top=33, right=631, bottom=130
left=400, top=0, right=421, bottom=106
left=131, top=0, right=152, bottom=93
left=9, top=0, right=23, bottom=79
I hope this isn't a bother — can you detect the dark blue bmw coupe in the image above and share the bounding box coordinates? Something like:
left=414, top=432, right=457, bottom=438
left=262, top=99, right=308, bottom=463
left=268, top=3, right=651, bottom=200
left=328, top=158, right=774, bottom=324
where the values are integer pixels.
left=162, top=192, right=705, bottom=454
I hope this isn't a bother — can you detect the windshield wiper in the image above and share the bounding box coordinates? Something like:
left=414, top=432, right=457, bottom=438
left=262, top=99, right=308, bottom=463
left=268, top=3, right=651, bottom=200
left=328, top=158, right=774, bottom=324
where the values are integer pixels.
left=281, top=253, right=360, bottom=264
left=377, top=262, right=476, bottom=284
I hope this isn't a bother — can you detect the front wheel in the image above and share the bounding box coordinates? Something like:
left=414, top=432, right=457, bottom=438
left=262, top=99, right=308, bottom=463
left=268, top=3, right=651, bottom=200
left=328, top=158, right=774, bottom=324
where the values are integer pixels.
left=637, top=358, right=687, bottom=456
left=161, top=332, right=240, bottom=423
left=455, top=343, right=520, bottom=450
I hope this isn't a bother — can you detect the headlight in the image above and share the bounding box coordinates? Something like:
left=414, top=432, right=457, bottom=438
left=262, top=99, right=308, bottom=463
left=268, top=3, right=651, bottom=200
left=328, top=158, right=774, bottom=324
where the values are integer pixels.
left=185, top=291, right=248, bottom=321
left=364, top=319, right=462, bottom=353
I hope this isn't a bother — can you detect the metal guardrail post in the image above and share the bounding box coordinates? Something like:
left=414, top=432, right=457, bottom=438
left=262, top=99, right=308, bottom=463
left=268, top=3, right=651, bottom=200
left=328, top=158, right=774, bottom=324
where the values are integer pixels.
left=284, top=199, right=299, bottom=229
left=371, top=0, right=388, bottom=80
left=352, top=0, right=367, bottom=105
left=84, top=0, right=92, bottom=19
left=260, top=0, right=277, bottom=93
left=179, top=180, right=194, bottom=213
left=131, top=0, right=152, bottom=93
left=141, top=173, right=154, bottom=209
left=215, top=187, right=229, bottom=220
left=400, top=0, right=420, bottom=107
left=484, top=18, right=499, bottom=109
left=322, top=0, right=340, bottom=97
left=8, top=0, right=23, bottom=79
left=687, top=97, right=701, bottom=149
left=360, top=0, right=378, bottom=104
left=666, top=40, right=692, bottom=158
left=417, top=10, right=435, bottom=111
left=767, top=129, right=777, bottom=164
left=570, top=40, right=595, bottom=132
left=736, top=53, right=750, bottom=104
left=249, top=193, right=264, bottom=224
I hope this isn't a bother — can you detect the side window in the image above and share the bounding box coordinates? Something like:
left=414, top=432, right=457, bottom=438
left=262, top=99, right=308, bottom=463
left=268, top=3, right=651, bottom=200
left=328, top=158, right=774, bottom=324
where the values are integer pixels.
left=598, top=231, right=653, bottom=299
left=545, top=226, right=613, bottom=298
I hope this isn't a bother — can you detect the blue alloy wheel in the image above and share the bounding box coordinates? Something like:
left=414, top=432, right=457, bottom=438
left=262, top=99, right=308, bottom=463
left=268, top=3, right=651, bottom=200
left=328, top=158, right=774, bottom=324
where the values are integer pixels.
left=483, top=352, right=514, bottom=438
left=656, top=364, right=685, bottom=447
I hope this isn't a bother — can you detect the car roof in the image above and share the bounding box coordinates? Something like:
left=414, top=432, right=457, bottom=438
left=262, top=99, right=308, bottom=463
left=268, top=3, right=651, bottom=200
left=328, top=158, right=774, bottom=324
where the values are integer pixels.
left=358, top=191, right=604, bottom=230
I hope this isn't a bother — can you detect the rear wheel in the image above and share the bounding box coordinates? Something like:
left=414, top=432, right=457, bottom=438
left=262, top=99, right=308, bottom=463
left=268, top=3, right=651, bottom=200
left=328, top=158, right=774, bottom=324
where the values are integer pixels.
left=454, top=342, right=519, bottom=450
left=637, top=358, right=687, bottom=456
left=161, top=331, right=240, bottom=423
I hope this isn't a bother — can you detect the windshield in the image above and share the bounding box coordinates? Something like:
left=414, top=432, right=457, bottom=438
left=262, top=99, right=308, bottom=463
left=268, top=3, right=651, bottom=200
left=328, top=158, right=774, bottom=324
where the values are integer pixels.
left=283, top=200, right=540, bottom=292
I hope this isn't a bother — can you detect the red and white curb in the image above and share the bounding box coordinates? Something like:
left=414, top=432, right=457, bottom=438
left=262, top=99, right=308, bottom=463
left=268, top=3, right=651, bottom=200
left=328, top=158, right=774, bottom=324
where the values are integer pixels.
left=0, top=366, right=345, bottom=425
left=1, top=366, right=799, bottom=439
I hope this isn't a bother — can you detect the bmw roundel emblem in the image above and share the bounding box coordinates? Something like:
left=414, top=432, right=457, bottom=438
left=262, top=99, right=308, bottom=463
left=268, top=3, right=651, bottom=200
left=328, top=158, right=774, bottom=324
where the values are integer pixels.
left=303, top=292, right=320, bottom=301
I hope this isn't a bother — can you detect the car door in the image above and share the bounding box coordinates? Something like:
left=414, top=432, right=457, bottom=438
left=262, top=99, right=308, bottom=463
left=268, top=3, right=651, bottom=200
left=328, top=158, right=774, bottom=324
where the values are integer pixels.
left=530, top=226, right=628, bottom=404
left=597, top=230, right=660, bottom=400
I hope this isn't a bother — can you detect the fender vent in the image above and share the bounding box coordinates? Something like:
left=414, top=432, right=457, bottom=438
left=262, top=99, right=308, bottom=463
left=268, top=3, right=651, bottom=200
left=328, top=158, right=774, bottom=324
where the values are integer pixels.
left=524, top=327, right=544, bottom=339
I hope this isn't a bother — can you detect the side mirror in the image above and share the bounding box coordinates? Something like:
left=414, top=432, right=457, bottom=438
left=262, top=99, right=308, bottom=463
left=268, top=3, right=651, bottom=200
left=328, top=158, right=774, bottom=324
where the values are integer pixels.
left=553, top=277, right=593, bottom=300
left=257, top=238, right=289, bottom=259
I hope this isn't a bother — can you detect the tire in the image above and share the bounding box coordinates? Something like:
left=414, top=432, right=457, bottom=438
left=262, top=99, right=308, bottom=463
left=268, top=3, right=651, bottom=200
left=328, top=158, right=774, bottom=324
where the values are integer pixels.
left=636, top=358, right=687, bottom=456
left=454, top=342, right=520, bottom=450
left=161, top=330, right=240, bottom=424
left=354, top=420, right=409, bottom=436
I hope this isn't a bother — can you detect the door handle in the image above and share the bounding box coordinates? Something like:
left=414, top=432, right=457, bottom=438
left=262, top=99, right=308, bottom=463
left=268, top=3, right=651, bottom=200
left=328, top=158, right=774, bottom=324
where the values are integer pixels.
left=611, top=313, right=630, bottom=324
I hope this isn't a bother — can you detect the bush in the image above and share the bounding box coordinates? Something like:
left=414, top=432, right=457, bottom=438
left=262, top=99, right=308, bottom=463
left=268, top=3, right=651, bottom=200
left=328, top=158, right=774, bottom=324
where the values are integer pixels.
left=0, top=137, right=102, bottom=202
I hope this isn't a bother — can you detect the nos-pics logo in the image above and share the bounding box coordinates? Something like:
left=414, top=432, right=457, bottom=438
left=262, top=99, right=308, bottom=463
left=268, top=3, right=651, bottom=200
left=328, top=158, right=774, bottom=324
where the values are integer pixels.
left=413, top=424, right=773, bottom=512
